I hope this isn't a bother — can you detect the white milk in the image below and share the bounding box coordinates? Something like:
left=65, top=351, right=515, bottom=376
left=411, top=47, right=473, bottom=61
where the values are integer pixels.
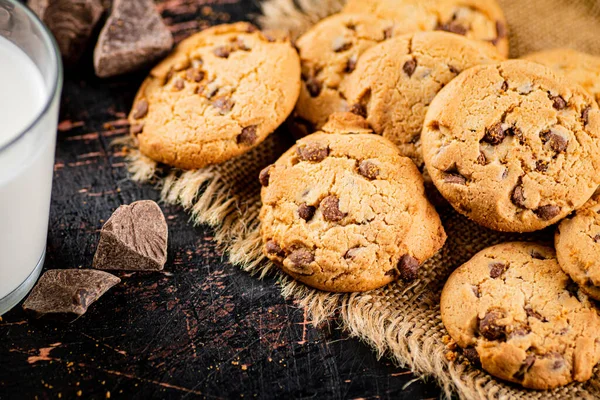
left=0, top=35, right=56, bottom=302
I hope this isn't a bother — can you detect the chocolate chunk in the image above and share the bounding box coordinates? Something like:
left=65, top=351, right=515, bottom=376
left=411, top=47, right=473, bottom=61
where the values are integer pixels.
left=525, top=306, right=546, bottom=321
left=513, top=355, right=535, bottom=381
left=462, top=348, right=480, bottom=365
left=358, top=160, right=380, bottom=180
left=23, top=269, right=120, bottom=320
left=535, top=161, right=548, bottom=172
left=259, top=165, right=272, bottom=187
left=540, top=130, right=568, bottom=153
left=501, top=81, right=509, bottom=91
left=444, top=173, right=466, bottom=185
left=306, top=77, right=322, bottom=97
left=483, top=122, right=505, bottom=145
left=345, top=22, right=357, bottom=31
left=265, top=240, right=285, bottom=257
left=321, top=195, right=345, bottom=222
left=479, top=309, right=506, bottom=340
left=472, top=285, right=481, bottom=298
left=398, top=254, right=419, bottom=281
left=213, top=45, right=231, bottom=58
left=93, top=200, right=168, bottom=271
left=582, top=106, right=592, bottom=125
left=332, top=37, right=352, bottom=52
left=173, top=79, right=184, bottom=91
left=548, top=353, right=565, bottom=370
left=349, top=103, right=367, bottom=118
left=132, top=99, right=149, bottom=119
left=237, top=125, right=258, bottom=146
left=94, top=0, right=174, bottom=78
left=287, top=249, right=315, bottom=275
left=489, top=262, right=508, bottom=278
left=345, top=56, right=357, bottom=73
left=594, top=234, right=600, bottom=243
left=437, top=21, right=467, bottom=35
left=298, top=203, right=316, bottom=221
left=549, top=94, right=567, bottom=110
left=496, top=20, right=507, bottom=38
left=511, top=184, right=527, bottom=208
left=212, top=97, right=235, bottom=114
left=477, top=152, right=487, bottom=165
left=130, top=123, right=143, bottom=135
left=29, top=0, right=103, bottom=66
left=534, top=205, right=561, bottom=220
left=403, top=59, right=417, bottom=77
left=186, top=68, right=205, bottom=82
left=297, top=142, right=329, bottom=162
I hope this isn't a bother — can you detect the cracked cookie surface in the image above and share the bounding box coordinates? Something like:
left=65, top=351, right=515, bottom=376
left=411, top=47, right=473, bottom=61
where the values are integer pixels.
left=343, top=0, right=509, bottom=57
left=129, top=22, right=301, bottom=170
left=341, top=31, right=502, bottom=170
left=523, top=48, right=600, bottom=106
left=556, top=190, right=600, bottom=300
left=441, top=242, right=600, bottom=389
left=259, top=114, right=446, bottom=292
left=422, top=60, right=600, bottom=232
left=294, top=13, right=400, bottom=132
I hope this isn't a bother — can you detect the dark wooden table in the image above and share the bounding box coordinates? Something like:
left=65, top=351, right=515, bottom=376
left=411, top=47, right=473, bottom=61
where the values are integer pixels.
left=0, top=1, right=442, bottom=398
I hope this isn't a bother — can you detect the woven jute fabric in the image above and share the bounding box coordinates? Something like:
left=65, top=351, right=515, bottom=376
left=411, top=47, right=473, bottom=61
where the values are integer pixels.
left=125, top=1, right=600, bottom=398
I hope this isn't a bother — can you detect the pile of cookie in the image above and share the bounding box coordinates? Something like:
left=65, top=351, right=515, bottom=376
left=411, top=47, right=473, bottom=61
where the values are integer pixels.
left=127, top=0, right=600, bottom=391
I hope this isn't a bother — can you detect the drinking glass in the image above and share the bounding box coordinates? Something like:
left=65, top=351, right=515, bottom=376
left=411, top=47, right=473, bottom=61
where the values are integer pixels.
left=0, top=0, right=62, bottom=315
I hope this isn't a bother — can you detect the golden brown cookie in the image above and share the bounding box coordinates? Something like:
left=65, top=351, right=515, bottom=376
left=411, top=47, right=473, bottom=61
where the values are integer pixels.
left=343, top=0, right=509, bottom=57
left=422, top=60, right=600, bottom=232
left=555, top=190, right=600, bottom=300
left=294, top=13, right=399, bottom=131
left=342, top=31, right=503, bottom=169
left=129, top=22, right=301, bottom=170
left=259, top=115, right=446, bottom=292
left=441, top=242, right=600, bottom=390
left=523, top=48, right=600, bottom=106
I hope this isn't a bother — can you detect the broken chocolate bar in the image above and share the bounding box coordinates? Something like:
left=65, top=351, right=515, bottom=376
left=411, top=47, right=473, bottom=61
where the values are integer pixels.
left=28, top=0, right=104, bottom=65
left=93, top=0, right=173, bottom=78
left=22, top=269, right=120, bottom=319
left=93, top=200, right=168, bottom=271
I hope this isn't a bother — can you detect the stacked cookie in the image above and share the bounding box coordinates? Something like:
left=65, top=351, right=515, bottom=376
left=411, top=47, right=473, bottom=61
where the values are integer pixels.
left=127, top=0, right=600, bottom=390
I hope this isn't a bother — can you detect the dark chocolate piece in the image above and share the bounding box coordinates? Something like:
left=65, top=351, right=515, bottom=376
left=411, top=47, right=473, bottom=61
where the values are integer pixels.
left=22, top=269, right=120, bottom=320
left=93, top=0, right=173, bottom=78
left=28, top=0, right=104, bottom=66
left=93, top=200, right=168, bottom=271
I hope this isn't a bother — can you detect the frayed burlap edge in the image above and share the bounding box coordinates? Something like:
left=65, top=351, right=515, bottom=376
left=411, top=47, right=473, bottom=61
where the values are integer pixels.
left=121, top=0, right=600, bottom=398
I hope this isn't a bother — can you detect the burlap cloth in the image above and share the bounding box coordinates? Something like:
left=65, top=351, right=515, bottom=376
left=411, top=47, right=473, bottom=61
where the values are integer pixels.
left=124, top=1, right=600, bottom=398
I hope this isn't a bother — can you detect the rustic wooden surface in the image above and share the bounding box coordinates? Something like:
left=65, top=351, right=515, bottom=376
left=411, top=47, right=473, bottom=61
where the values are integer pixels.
left=0, top=1, right=442, bottom=398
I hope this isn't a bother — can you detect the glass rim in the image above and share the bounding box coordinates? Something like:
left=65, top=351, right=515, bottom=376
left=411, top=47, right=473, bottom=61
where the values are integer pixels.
left=0, top=0, right=63, bottom=154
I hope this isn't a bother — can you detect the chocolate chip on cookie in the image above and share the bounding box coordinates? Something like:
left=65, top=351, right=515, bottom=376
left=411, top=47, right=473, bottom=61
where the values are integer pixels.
left=321, top=195, right=345, bottom=222
left=398, top=254, right=419, bottom=281
left=237, top=125, right=258, bottom=145
left=297, top=142, right=329, bottom=162
left=259, top=165, right=272, bottom=187
left=358, top=160, right=380, bottom=180
left=133, top=99, right=149, bottom=119
left=265, top=240, right=285, bottom=257
left=298, top=203, right=316, bottom=221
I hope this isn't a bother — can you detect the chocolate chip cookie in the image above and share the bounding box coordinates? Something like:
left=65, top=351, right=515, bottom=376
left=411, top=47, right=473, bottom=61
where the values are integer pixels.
left=441, top=242, right=600, bottom=389
left=523, top=48, right=600, bottom=106
left=129, top=22, right=301, bottom=170
left=555, top=190, right=600, bottom=300
left=259, top=114, right=446, bottom=292
left=422, top=60, right=600, bottom=232
left=342, top=31, right=502, bottom=170
left=294, top=13, right=399, bottom=131
left=342, top=0, right=509, bottom=57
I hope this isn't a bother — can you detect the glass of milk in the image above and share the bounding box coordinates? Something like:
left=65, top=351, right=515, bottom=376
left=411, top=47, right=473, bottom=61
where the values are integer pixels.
left=0, top=0, right=62, bottom=314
